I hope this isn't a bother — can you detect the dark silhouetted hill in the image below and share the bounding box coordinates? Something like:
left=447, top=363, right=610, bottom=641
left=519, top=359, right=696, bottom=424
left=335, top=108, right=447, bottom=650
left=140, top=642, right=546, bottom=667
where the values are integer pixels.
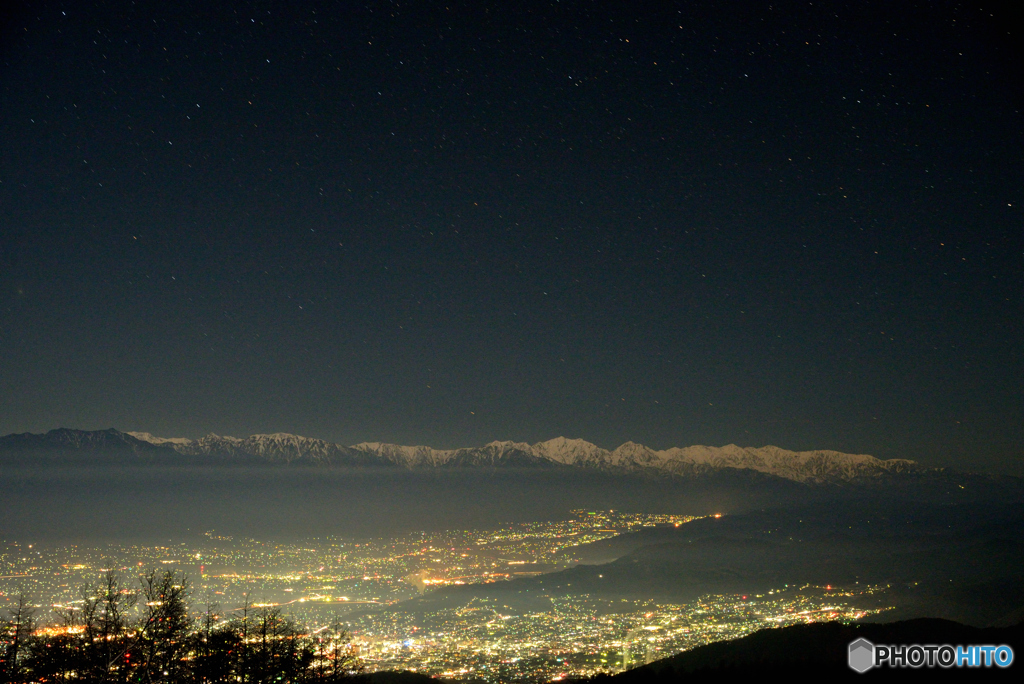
left=597, top=618, right=1023, bottom=681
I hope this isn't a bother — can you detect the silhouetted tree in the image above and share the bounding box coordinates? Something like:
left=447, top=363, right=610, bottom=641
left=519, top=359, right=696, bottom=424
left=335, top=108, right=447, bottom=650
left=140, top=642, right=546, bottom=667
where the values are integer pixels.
left=307, top=623, right=362, bottom=682
left=132, top=570, right=192, bottom=682
left=246, top=606, right=314, bottom=683
left=0, top=595, right=36, bottom=683
left=11, top=570, right=361, bottom=683
left=192, top=599, right=240, bottom=684
left=77, top=570, right=138, bottom=682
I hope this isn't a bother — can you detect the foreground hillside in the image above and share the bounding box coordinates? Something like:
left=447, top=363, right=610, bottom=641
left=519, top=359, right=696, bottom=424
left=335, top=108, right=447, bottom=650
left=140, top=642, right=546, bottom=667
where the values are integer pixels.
left=604, top=618, right=1023, bottom=681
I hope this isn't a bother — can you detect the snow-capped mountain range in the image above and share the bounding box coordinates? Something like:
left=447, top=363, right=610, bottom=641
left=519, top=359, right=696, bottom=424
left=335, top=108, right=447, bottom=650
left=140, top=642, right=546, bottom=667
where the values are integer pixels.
left=125, top=430, right=916, bottom=483
left=0, top=428, right=918, bottom=484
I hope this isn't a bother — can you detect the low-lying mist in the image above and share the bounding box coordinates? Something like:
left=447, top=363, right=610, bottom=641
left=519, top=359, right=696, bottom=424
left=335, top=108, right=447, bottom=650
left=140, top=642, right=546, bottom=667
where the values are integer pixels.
left=0, top=466, right=807, bottom=544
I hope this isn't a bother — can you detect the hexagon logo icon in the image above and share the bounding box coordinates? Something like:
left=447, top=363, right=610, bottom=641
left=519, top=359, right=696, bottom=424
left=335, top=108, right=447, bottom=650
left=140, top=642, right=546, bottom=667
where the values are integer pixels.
left=848, top=637, right=875, bottom=673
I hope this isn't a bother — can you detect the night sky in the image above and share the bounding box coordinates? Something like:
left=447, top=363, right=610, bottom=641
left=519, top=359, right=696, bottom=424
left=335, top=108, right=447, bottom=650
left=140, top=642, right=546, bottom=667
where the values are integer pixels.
left=0, top=1, right=1020, bottom=473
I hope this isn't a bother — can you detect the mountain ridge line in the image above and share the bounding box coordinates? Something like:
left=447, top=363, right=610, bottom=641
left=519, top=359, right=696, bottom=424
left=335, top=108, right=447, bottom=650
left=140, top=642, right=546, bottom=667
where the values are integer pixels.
left=0, top=427, right=920, bottom=484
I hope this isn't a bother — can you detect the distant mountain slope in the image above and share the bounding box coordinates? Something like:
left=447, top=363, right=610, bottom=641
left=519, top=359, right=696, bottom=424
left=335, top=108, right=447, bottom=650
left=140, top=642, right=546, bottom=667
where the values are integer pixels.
left=0, top=428, right=158, bottom=452
left=349, top=442, right=453, bottom=467
left=0, top=428, right=174, bottom=461
left=145, top=431, right=920, bottom=482
left=2, top=428, right=919, bottom=483
left=137, top=432, right=377, bottom=466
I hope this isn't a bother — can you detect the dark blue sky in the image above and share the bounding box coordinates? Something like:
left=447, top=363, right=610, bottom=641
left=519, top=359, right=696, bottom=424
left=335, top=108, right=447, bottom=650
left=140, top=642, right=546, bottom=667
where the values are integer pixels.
left=1, top=1, right=1021, bottom=473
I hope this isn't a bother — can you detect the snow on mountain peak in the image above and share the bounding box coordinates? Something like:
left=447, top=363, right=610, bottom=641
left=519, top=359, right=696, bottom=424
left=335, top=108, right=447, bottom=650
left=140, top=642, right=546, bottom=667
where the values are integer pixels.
left=478, top=440, right=534, bottom=454
left=127, top=431, right=193, bottom=446
left=609, top=441, right=664, bottom=468
left=351, top=442, right=454, bottom=467
left=117, top=430, right=918, bottom=482
left=532, top=437, right=609, bottom=465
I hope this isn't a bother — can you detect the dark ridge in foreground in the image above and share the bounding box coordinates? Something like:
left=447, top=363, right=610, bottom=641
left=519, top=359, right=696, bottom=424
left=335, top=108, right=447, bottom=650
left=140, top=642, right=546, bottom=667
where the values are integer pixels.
left=594, top=618, right=1023, bottom=682
left=350, top=673, right=446, bottom=684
